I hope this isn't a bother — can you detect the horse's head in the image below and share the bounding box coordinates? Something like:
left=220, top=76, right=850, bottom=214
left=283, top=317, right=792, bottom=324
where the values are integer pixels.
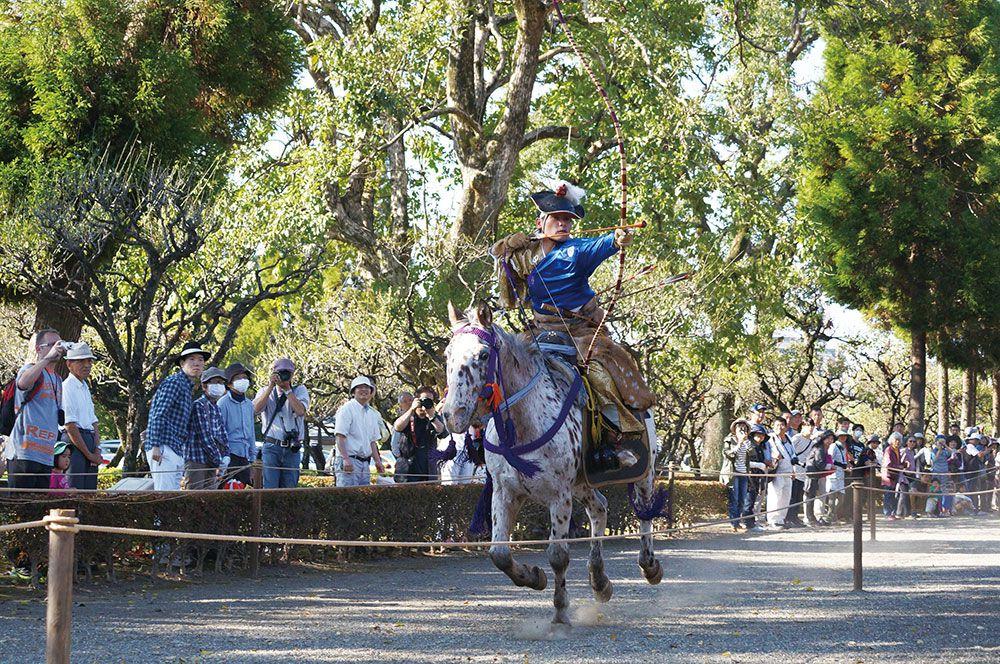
left=442, top=301, right=498, bottom=433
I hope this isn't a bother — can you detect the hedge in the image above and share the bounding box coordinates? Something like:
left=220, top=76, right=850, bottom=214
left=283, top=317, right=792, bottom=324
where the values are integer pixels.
left=0, top=479, right=725, bottom=581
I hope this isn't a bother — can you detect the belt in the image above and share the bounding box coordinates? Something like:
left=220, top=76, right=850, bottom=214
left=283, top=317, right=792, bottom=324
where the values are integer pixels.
left=349, top=455, right=371, bottom=463
left=264, top=436, right=298, bottom=445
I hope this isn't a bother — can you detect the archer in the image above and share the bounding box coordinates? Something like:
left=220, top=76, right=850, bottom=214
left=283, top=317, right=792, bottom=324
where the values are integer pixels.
left=490, top=182, right=658, bottom=466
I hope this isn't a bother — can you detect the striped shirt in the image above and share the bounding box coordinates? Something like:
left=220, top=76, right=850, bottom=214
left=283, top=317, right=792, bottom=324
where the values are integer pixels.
left=734, top=439, right=752, bottom=473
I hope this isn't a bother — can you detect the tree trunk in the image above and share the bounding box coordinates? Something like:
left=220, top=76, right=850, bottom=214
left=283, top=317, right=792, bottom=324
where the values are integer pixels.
left=961, top=366, right=977, bottom=430
left=907, top=329, right=926, bottom=434
left=700, top=389, right=733, bottom=475
left=937, top=359, right=949, bottom=434
left=33, top=296, right=83, bottom=343
left=992, top=370, right=1000, bottom=434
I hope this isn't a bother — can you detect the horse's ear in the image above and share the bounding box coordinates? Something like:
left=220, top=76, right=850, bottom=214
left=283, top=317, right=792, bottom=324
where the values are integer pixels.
left=447, top=300, right=462, bottom=327
left=475, top=302, right=493, bottom=328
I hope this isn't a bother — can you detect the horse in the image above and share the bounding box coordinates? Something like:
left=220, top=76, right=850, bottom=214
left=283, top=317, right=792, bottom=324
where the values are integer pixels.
left=441, top=302, right=663, bottom=625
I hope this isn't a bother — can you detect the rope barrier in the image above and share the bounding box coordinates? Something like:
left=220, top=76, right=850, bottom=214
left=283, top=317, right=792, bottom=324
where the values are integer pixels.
left=0, top=519, right=47, bottom=533
left=666, top=464, right=997, bottom=480
left=67, top=489, right=843, bottom=549
left=859, top=484, right=1000, bottom=498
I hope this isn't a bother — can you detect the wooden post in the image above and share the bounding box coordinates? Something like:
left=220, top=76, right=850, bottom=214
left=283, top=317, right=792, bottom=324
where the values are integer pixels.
left=852, top=481, right=863, bottom=592
left=666, top=462, right=676, bottom=529
left=867, top=465, right=876, bottom=542
left=44, top=509, right=79, bottom=664
left=249, top=462, right=263, bottom=578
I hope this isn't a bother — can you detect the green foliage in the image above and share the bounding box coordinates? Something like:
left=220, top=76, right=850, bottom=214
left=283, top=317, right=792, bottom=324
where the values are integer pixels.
left=800, top=0, right=1000, bottom=344
left=0, top=0, right=300, bottom=207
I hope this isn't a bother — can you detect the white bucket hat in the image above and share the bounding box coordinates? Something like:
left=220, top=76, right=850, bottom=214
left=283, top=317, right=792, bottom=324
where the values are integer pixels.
left=350, top=375, right=375, bottom=393
left=64, top=342, right=97, bottom=361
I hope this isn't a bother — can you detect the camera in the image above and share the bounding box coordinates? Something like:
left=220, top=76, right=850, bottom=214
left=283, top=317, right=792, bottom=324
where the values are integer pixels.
left=58, top=341, right=75, bottom=351
left=276, top=369, right=293, bottom=383
left=419, top=397, right=435, bottom=409
left=279, top=430, right=300, bottom=452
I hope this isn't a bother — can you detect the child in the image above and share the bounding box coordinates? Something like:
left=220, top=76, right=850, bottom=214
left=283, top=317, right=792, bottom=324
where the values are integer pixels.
left=49, top=441, right=72, bottom=493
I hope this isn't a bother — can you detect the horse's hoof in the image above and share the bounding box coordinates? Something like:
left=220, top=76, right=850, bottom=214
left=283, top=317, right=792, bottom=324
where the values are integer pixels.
left=529, top=566, right=548, bottom=591
left=590, top=573, right=613, bottom=603
left=641, top=559, right=663, bottom=585
left=550, top=616, right=572, bottom=630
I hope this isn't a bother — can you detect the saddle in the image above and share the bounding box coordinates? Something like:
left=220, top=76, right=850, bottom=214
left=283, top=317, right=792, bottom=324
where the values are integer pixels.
left=535, top=331, right=652, bottom=488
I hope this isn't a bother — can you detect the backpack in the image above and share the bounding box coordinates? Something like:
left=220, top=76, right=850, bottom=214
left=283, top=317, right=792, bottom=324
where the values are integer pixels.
left=0, top=376, right=43, bottom=437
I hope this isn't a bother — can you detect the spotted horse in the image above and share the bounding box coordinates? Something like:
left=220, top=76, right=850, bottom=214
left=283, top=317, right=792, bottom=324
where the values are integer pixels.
left=441, top=303, right=664, bottom=626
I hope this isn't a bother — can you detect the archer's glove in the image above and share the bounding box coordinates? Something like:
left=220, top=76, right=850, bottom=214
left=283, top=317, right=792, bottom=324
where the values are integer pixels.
left=491, top=232, right=532, bottom=257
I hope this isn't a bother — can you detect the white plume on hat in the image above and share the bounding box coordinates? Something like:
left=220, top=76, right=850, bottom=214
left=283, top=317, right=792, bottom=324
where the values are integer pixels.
left=551, top=180, right=586, bottom=206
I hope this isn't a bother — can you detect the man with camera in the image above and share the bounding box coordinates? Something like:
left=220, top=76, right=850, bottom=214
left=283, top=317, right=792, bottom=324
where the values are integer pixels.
left=254, top=358, right=310, bottom=489
left=6, top=329, right=66, bottom=490
left=393, top=386, right=450, bottom=483
left=333, top=376, right=385, bottom=487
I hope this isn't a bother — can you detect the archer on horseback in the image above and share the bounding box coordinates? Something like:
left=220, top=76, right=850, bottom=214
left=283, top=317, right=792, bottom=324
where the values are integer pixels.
left=490, top=181, right=659, bottom=469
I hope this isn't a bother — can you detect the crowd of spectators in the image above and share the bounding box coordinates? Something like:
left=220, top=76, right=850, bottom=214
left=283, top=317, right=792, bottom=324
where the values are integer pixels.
left=1, top=331, right=485, bottom=491
left=720, top=405, right=1000, bottom=532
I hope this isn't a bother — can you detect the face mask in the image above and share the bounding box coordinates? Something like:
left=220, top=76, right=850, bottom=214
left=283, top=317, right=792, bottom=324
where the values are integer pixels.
left=232, top=378, right=250, bottom=393
left=206, top=384, right=226, bottom=399
left=853, top=429, right=864, bottom=440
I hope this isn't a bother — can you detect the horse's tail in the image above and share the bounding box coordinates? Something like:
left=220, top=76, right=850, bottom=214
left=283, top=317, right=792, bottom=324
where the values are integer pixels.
left=470, top=473, right=493, bottom=535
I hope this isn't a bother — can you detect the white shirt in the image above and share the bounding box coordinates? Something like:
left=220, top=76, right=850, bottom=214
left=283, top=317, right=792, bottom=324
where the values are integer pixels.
left=333, top=399, right=383, bottom=458
left=63, top=374, right=99, bottom=429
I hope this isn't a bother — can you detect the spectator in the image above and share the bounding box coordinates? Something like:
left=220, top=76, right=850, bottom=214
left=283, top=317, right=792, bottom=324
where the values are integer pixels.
left=7, top=329, right=66, bottom=490
left=942, top=435, right=964, bottom=516
left=748, top=403, right=767, bottom=428
left=787, top=409, right=803, bottom=435
left=804, top=429, right=833, bottom=526
left=217, top=363, right=256, bottom=485
left=49, top=441, right=71, bottom=494
left=882, top=434, right=904, bottom=519
left=721, top=418, right=751, bottom=532
left=788, top=417, right=816, bottom=527
left=963, top=435, right=987, bottom=514
left=61, top=343, right=105, bottom=490
left=843, top=424, right=869, bottom=518
left=389, top=391, right=414, bottom=481
left=809, top=407, right=824, bottom=435
left=766, top=416, right=794, bottom=530
left=146, top=341, right=207, bottom=491
left=394, top=386, right=451, bottom=483
left=896, top=435, right=918, bottom=518
left=825, top=429, right=849, bottom=523
left=255, top=358, right=310, bottom=489
left=444, top=422, right=486, bottom=484
left=333, top=376, right=384, bottom=487
left=743, top=424, right=771, bottom=531
left=184, top=367, right=229, bottom=490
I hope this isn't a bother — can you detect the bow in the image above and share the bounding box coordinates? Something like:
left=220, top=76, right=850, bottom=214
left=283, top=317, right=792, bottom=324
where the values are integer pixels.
left=550, top=0, right=631, bottom=370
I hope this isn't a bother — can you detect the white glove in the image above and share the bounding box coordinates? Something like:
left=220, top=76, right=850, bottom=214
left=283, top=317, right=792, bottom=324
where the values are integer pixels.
left=220, top=455, right=231, bottom=472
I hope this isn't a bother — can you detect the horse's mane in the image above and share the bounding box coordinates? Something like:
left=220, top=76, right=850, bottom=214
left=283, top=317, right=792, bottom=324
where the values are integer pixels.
left=493, top=324, right=580, bottom=401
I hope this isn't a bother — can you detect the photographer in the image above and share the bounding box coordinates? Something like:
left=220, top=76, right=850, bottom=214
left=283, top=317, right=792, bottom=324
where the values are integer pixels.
left=333, top=376, right=385, bottom=487
left=393, top=386, right=450, bottom=483
left=253, top=358, right=310, bottom=489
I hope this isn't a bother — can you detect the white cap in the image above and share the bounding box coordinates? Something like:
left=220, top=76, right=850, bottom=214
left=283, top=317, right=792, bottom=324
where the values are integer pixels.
left=350, top=375, right=375, bottom=393
left=64, top=342, right=97, bottom=361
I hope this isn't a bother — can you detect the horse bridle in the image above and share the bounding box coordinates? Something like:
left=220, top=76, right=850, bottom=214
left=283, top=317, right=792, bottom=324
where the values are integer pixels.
left=451, top=323, right=583, bottom=478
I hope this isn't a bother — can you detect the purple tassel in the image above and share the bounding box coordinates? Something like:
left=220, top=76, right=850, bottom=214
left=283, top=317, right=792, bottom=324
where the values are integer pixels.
left=470, top=474, right=493, bottom=535
left=429, top=439, right=457, bottom=468
left=628, top=482, right=668, bottom=521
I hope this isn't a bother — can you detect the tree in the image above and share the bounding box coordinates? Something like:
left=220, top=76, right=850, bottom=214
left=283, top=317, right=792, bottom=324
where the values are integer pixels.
left=0, top=154, right=323, bottom=470
left=800, top=0, right=1000, bottom=434
left=0, top=0, right=301, bottom=335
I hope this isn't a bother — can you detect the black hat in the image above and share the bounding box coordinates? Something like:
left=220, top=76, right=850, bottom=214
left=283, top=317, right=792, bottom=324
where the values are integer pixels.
left=175, top=341, right=210, bottom=365
left=225, top=362, right=254, bottom=382
left=529, top=181, right=586, bottom=219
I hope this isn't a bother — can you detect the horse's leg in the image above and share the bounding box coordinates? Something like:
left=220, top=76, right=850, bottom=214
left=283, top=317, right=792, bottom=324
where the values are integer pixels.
left=489, top=486, right=547, bottom=591
left=636, top=472, right=663, bottom=584
left=575, top=487, right=613, bottom=602
left=548, top=491, right=573, bottom=625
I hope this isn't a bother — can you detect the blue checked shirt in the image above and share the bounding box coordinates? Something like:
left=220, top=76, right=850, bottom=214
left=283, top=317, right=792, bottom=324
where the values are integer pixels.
left=187, top=396, right=229, bottom=466
left=145, top=372, right=195, bottom=456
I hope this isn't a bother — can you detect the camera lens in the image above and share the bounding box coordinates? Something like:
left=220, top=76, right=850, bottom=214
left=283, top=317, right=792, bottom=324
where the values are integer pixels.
left=277, top=370, right=292, bottom=382
left=420, top=398, right=434, bottom=408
